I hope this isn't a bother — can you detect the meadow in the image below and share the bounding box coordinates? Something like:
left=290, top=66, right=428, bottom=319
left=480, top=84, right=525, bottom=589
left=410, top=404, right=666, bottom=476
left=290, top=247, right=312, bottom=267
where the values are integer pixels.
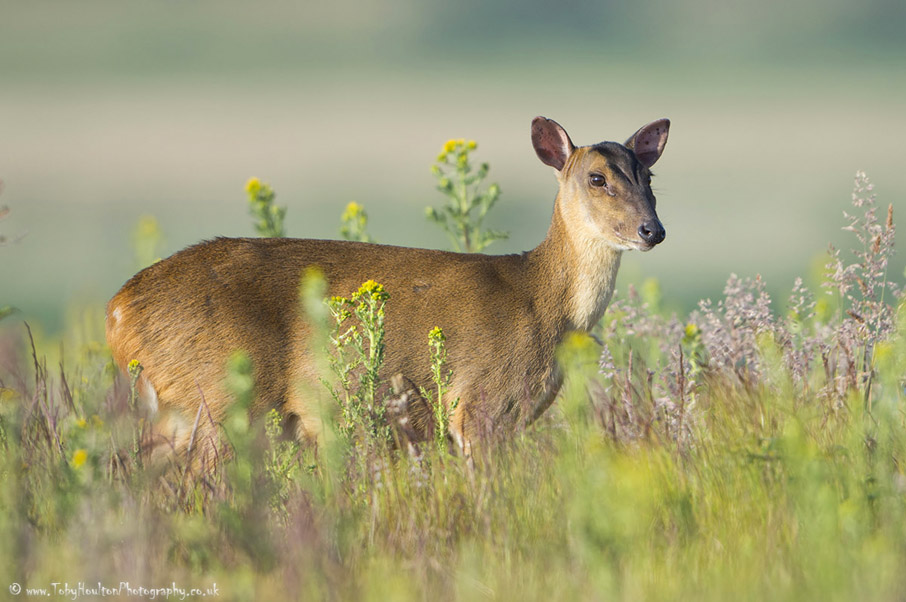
left=1, top=158, right=905, bottom=600
left=2, top=3, right=906, bottom=598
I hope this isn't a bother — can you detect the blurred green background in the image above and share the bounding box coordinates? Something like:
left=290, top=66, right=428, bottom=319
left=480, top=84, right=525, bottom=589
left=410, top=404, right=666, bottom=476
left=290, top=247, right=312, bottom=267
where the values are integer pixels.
left=1, top=0, right=904, bottom=332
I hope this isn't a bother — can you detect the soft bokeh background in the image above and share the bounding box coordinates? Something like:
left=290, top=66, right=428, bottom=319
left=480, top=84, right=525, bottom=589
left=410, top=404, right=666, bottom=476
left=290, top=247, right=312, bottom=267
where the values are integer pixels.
left=2, top=0, right=904, bottom=332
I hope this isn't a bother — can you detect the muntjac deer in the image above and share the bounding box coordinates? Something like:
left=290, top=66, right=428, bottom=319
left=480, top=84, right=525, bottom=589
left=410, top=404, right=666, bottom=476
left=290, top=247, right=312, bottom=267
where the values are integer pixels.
left=106, top=116, right=670, bottom=461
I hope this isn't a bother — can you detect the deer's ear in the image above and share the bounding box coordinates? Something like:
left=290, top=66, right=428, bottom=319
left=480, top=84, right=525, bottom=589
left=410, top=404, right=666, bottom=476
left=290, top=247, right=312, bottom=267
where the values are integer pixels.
left=625, top=119, right=670, bottom=168
left=532, top=117, right=575, bottom=171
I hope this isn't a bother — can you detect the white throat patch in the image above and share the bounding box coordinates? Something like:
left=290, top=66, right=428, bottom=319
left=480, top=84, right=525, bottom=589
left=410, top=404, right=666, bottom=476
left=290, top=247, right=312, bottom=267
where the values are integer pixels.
left=565, top=205, right=623, bottom=331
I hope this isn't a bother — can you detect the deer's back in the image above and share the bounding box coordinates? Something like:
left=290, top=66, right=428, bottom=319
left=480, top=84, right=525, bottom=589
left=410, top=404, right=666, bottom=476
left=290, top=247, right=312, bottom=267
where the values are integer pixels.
left=106, top=237, right=555, bottom=431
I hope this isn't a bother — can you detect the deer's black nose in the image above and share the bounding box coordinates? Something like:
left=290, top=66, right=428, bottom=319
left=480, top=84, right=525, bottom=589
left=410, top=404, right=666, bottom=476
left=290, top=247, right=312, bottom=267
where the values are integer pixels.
left=638, top=220, right=666, bottom=245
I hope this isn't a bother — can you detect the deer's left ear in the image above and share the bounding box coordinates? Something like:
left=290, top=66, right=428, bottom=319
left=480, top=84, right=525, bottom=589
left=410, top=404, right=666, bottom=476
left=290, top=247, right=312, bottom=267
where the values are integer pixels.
left=625, top=119, right=670, bottom=168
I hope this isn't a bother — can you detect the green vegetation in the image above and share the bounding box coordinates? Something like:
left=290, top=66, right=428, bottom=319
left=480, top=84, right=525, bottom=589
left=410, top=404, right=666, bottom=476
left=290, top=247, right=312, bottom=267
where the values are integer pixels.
left=427, top=138, right=507, bottom=253
left=339, top=139, right=507, bottom=253
left=1, top=152, right=905, bottom=601
left=340, top=201, right=374, bottom=243
left=422, top=326, right=459, bottom=455
left=245, top=177, right=286, bottom=238
left=325, top=280, right=393, bottom=451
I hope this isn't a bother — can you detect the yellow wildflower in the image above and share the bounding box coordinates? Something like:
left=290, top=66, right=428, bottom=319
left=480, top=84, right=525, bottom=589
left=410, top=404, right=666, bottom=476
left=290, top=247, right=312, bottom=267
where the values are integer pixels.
left=127, top=359, right=143, bottom=380
left=356, top=280, right=386, bottom=300
left=353, top=279, right=389, bottom=301
left=342, top=201, right=363, bottom=222
left=443, top=139, right=457, bottom=153
left=467, top=140, right=477, bottom=150
left=429, top=326, right=446, bottom=342
left=72, top=449, right=88, bottom=469
left=684, top=323, right=700, bottom=339
left=360, top=279, right=381, bottom=293
left=76, top=417, right=87, bottom=429
left=245, top=177, right=262, bottom=196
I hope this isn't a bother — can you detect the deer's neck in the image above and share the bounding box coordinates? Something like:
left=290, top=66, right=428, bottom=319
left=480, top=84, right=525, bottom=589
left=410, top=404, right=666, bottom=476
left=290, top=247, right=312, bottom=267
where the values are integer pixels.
left=527, top=199, right=623, bottom=334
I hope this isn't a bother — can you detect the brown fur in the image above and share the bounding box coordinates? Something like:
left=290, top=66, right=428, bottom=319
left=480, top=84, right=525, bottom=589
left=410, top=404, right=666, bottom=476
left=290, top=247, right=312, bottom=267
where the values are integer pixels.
left=106, top=117, right=670, bottom=459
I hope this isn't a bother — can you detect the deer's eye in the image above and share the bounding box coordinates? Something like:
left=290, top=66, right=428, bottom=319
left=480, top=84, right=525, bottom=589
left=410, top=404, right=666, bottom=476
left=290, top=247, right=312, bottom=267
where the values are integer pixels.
left=589, top=174, right=607, bottom=188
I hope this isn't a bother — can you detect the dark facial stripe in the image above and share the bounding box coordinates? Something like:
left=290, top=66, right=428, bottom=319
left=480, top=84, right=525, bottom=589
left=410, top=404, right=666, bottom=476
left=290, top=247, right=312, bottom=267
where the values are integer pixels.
left=612, top=164, right=632, bottom=185
left=590, top=142, right=644, bottom=185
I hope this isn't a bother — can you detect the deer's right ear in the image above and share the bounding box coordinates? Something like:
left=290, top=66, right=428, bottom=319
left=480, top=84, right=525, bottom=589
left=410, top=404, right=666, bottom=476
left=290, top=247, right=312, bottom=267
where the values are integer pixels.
left=532, top=117, right=574, bottom=171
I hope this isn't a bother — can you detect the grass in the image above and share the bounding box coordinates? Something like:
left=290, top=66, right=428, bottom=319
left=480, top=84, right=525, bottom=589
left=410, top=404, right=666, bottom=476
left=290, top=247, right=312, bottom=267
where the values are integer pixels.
left=1, top=172, right=905, bottom=601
